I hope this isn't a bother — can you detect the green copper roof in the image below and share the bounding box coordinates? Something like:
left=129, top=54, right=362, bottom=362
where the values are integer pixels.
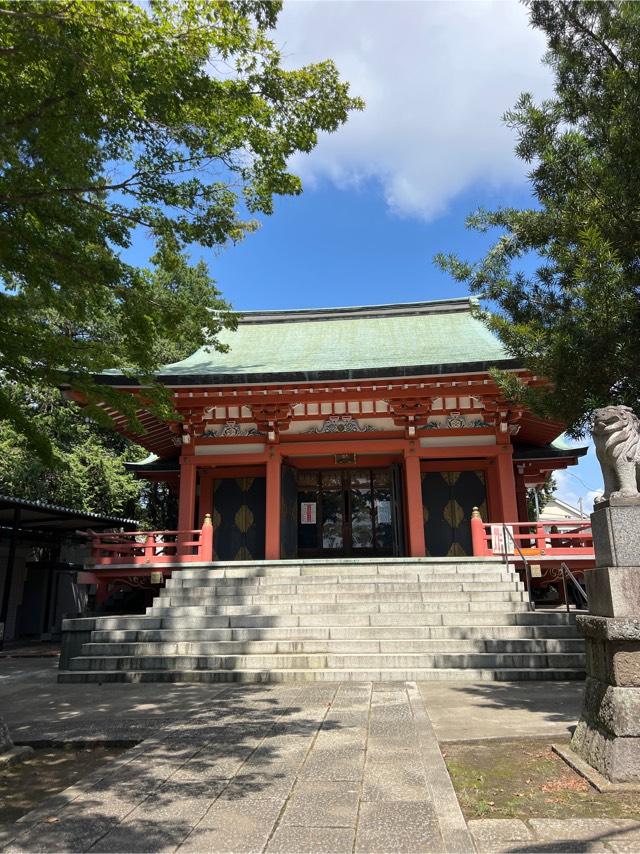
left=156, top=298, right=514, bottom=384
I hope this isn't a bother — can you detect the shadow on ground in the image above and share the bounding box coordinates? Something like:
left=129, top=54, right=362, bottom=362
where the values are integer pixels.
left=1, top=678, right=350, bottom=853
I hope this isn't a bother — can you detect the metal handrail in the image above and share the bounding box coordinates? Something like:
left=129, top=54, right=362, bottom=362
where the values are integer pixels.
left=502, top=524, right=535, bottom=611
left=559, top=561, right=589, bottom=613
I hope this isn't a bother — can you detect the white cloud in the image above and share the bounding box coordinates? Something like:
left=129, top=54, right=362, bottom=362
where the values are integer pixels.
left=275, top=0, right=553, bottom=219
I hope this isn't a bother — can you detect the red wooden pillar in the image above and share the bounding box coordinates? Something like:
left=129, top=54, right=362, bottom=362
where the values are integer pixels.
left=514, top=469, right=529, bottom=523
left=178, top=460, right=197, bottom=533
left=496, top=445, right=518, bottom=523
left=199, top=470, right=213, bottom=521
left=265, top=448, right=282, bottom=560
left=404, top=449, right=426, bottom=557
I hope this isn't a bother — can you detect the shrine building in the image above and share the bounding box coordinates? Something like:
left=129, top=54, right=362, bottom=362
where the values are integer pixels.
left=93, top=297, right=586, bottom=563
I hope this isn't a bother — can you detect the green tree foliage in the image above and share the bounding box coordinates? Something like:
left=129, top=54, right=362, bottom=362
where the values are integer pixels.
left=436, top=1, right=640, bottom=436
left=0, top=0, right=362, bottom=456
left=0, top=258, right=213, bottom=524
left=0, top=382, right=182, bottom=528
left=0, top=384, right=143, bottom=518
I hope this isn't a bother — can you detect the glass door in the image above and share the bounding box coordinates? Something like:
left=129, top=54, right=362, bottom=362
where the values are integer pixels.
left=320, top=471, right=344, bottom=551
left=296, top=468, right=394, bottom=557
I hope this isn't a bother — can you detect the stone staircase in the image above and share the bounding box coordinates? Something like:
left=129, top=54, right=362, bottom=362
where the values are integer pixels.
left=58, top=558, right=585, bottom=683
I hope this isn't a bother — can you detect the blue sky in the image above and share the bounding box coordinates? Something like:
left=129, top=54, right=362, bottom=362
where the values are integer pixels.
left=204, top=177, right=603, bottom=513
left=197, top=183, right=512, bottom=311
left=130, top=1, right=604, bottom=511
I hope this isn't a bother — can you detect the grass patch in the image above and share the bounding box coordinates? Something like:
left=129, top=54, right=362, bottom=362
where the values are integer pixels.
left=443, top=737, right=640, bottom=821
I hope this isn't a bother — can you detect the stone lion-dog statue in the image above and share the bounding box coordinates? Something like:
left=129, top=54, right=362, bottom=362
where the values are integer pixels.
left=593, top=405, right=640, bottom=505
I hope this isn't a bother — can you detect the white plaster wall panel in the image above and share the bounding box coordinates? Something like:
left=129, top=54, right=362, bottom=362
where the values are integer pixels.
left=194, top=443, right=265, bottom=455
left=420, top=435, right=496, bottom=447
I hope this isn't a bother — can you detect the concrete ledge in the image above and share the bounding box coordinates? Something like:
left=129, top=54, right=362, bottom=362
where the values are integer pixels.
left=577, top=614, right=640, bottom=642
left=406, top=681, right=474, bottom=853
left=553, top=742, right=640, bottom=793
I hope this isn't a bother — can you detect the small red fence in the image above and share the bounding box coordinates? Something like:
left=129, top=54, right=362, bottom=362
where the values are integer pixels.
left=87, top=515, right=213, bottom=566
left=84, top=512, right=594, bottom=569
left=470, top=514, right=593, bottom=559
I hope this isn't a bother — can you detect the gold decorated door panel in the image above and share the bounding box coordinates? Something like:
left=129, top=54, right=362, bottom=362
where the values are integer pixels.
left=212, top=477, right=266, bottom=561
left=421, top=470, right=488, bottom=557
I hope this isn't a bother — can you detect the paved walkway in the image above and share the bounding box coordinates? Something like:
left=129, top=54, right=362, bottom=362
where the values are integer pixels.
left=420, top=680, right=584, bottom=742
left=2, top=680, right=470, bottom=853
left=2, top=662, right=640, bottom=852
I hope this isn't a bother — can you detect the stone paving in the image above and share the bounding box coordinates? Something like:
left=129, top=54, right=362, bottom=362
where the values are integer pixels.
left=3, top=663, right=640, bottom=852
left=1, top=681, right=471, bottom=853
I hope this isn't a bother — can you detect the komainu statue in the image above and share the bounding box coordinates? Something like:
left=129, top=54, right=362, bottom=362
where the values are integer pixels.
left=592, top=405, right=640, bottom=505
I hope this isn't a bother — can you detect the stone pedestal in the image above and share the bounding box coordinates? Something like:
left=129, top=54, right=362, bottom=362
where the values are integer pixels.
left=570, top=502, right=640, bottom=782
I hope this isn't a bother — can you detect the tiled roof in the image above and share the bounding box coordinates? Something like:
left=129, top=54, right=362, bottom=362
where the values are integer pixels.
left=0, top=494, right=138, bottom=528
left=154, top=298, right=514, bottom=384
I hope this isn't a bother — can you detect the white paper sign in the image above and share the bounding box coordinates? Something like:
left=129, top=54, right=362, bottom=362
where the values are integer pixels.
left=300, top=502, right=317, bottom=524
left=490, top=524, right=515, bottom=554
left=376, top=501, right=391, bottom=524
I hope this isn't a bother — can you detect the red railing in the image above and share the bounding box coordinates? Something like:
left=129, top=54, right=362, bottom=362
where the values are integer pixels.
left=87, top=514, right=213, bottom=567
left=470, top=510, right=593, bottom=559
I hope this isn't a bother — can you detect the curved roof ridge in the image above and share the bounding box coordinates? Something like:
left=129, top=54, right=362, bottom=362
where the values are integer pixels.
left=235, top=297, right=476, bottom=325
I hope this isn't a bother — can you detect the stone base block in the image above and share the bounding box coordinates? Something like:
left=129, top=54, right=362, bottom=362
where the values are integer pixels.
left=579, top=677, right=640, bottom=737
left=586, top=566, right=640, bottom=617
left=573, top=613, right=640, bottom=782
left=571, top=719, right=640, bottom=783
left=591, top=503, right=640, bottom=568
left=577, top=615, right=640, bottom=686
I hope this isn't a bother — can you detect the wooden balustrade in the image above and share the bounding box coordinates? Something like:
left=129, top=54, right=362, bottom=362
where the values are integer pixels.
left=470, top=508, right=594, bottom=559
left=88, top=514, right=213, bottom=567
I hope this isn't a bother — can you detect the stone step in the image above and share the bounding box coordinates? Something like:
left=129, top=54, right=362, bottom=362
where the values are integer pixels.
left=156, top=591, right=527, bottom=609
left=174, top=561, right=506, bottom=580
left=80, top=638, right=584, bottom=657
left=158, top=582, right=525, bottom=602
left=147, top=597, right=528, bottom=617
left=91, top=624, right=579, bottom=643
left=89, top=609, right=567, bottom=631
left=68, top=651, right=585, bottom=671
left=58, top=666, right=586, bottom=684
left=60, top=555, right=582, bottom=684
left=166, top=572, right=519, bottom=590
